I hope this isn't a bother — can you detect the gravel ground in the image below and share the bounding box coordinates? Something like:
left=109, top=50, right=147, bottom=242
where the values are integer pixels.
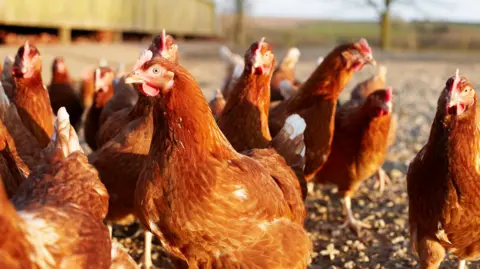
left=3, top=41, right=480, bottom=268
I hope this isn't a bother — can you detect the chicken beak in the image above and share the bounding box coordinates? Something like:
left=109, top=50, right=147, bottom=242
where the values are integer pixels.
left=124, top=71, right=145, bottom=84
left=367, top=57, right=376, bottom=66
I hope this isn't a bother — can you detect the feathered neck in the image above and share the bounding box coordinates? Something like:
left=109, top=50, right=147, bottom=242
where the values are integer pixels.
left=293, top=47, right=353, bottom=102
left=14, top=71, right=44, bottom=93
left=426, top=98, right=480, bottom=174
left=130, top=93, right=154, bottom=117
left=150, top=67, right=236, bottom=162
left=222, top=71, right=272, bottom=140
left=51, top=71, right=71, bottom=85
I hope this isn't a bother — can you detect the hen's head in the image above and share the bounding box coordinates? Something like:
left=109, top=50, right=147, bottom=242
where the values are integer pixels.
left=124, top=50, right=175, bottom=97
left=52, top=57, right=67, bottom=74
left=244, top=38, right=276, bottom=76
left=149, top=29, right=179, bottom=63
left=94, top=66, right=115, bottom=93
left=439, top=69, right=476, bottom=119
left=364, top=87, right=393, bottom=118
left=341, top=38, right=376, bottom=71
left=12, top=41, right=41, bottom=78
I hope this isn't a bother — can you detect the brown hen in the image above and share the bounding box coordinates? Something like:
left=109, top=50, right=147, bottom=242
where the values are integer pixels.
left=128, top=55, right=312, bottom=268
left=0, top=178, right=112, bottom=269
left=270, top=47, right=302, bottom=101
left=407, top=70, right=480, bottom=269
left=269, top=38, right=376, bottom=181
left=208, top=89, right=226, bottom=120
left=12, top=41, right=54, bottom=148
left=97, top=31, right=178, bottom=148
left=218, top=39, right=307, bottom=200
left=314, top=88, right=393, bottom=233
left=12, top=107, right=109, bottom=221
left=83, top=66, right=115, bottom=150
left=48, top=57, right=84, bottom=129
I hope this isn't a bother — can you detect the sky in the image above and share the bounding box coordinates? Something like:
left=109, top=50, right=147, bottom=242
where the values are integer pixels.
left=215, top=0, right=480, bottom=22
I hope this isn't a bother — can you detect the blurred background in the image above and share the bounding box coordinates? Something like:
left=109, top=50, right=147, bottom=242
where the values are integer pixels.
left=0, top=0, right=478, bottom=51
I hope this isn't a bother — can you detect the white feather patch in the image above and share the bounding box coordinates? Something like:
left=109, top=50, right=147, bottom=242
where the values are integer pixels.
left=279, top=80, right=295, bottom=100
left=17, top=212, right=58, bottom=268
left=53, top=107, right=83, bottom=156
left=316, top=56, right=324, bottom=66
left=285, top=114, right=306, bottom=139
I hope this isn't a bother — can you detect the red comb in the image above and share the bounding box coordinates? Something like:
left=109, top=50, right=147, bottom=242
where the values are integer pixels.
left=385, top=86, right=393, bottom=102
left=134, top=49, right=153, bottom=70
left=23, top=41, right=31, bottom=63
left=451, top=68, right=460, bottom=92
left=161, top=29, right=167, bottom=52
left=358, top=38, right=372, bottom=54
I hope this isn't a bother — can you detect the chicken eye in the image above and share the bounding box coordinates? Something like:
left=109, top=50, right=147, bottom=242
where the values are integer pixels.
left=151, top=67, right=160, bottom=75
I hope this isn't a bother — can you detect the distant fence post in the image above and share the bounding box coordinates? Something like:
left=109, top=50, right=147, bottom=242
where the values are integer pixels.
left=59, top=27, right=71, bottom=44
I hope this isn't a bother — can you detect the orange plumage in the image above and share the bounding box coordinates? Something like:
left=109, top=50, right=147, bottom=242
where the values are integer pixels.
left=407, top=71, right=480, bottom=268
left=269, top=39, right=377, bottom=180
left=128, top=55, right=312, bottom=268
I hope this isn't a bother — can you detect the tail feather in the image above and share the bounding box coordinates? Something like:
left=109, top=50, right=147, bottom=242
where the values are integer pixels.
left=377, top=64, right=387, bottom=81
left=1, top=56, right=13, bottom=81
left=219, top=45, right=244, bottom=67
left=316, top=56, right=324, bottom=66
left=52, top=107, right=83, bottom=158
left=282, top=47, right=301, bottom=65
left=279, top=80, right=297, bottom=100
left=116, top=62, right=126, bottom=78
left=269, top=114, right=307, bottom=200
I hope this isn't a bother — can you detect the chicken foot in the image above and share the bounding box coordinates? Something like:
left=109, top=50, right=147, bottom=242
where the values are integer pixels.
left=373, top=168, right=391, bottom=194
left=339, top=196, right=371, bottom=234
left=141, top=230, right=154, bottom=269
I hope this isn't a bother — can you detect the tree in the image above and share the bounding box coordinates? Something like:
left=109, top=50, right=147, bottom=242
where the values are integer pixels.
left=337, top=0, right=453, bottom=50
left=233, top=0, right=247, bottom=45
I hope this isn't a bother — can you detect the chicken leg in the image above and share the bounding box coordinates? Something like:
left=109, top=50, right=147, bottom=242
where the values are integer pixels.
left=458, top=260, right=466, bottom=269
left=142, top=230, right=153, bottom=269
left=339, top=196, right=371, bottom=233
left=373, top=168, right=391, bottom=194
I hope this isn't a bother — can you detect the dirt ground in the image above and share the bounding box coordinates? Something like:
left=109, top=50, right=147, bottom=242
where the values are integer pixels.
left=3, top=41, right=480, bottom=268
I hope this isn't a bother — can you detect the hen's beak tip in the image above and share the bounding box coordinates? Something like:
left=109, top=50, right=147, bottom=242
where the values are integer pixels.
left=124, top=72, right=144, bottom=84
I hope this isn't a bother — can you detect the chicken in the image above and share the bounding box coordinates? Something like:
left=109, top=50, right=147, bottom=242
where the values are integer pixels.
left=0, top=109, right=112, bottom=268
left=97, top=31, right=177, bottom=147
left=0, top=80, right=43, bottom=173
left=97, top=70, right=138, bottom=131
left=407, top=70, right=480, bottom=269
left=0, top=179, right=112, bottom=269
left=217, top=38, right=308, bottom=200
left=208, top=89, right=226, bottom=120
left=80, top=66, right=95, bottom=109
left=127, top=54, right=312, bottom=268
left=314, top=87, right=393, bottom=233
left=218, top=45, right=244, bottom=99
left=83, top=66, right=115, bottom=150
left=89, top=51, right=160, bottom=269
left=351, top=64, right=387, bottom=101
left=48, top=57, right=84, bottom=129
left=269, top=38, right=376, bottom=181
left=12, top=107, right=109, bottom=221
left=347, top=64, right=397, bottom=193
left=218, top=38, right=277, bottom=151
left=270, top=47, right=302, bottom=101
left=1, top=55, right=15, bottom=100
left=12, top=41, right=54, bottom=148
